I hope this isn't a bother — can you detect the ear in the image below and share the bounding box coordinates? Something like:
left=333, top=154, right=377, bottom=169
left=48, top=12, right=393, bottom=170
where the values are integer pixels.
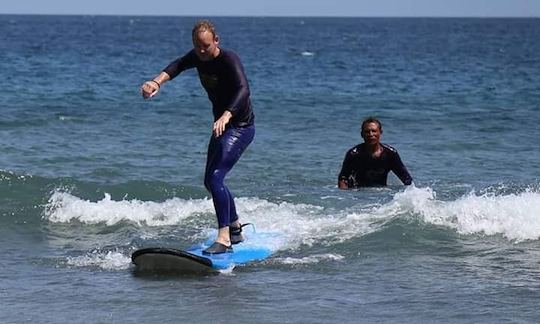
left=214, top=35, right=220, bottom=44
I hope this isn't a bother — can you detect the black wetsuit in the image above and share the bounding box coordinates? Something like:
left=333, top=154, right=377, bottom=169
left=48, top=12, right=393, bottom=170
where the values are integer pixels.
left=163, top=48, right=254, bottom=127
left=163, top=48, right=254, bottom=228
left=338, top=143, right=413, bottom=187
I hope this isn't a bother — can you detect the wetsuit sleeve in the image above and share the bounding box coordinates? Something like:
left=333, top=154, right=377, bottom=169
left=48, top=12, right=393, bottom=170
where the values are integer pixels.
left=162, top=50, right=197, bottom=80
left=224, top=54, right=250, bottom=116
left=338, top=151, right=354, bottom=183
left=390, top=152, right=413, bottom=185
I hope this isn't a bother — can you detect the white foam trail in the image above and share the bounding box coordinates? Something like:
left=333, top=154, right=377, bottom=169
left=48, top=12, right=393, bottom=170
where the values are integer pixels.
left=388, top=186, right=540, bottom=242
left=274, top=254, right=344, bottom=265
left=301, top=51, right=314, bottom=56
left=235, top=197, right=389, bottom=250
left=66, top=250, right=131, bottom=270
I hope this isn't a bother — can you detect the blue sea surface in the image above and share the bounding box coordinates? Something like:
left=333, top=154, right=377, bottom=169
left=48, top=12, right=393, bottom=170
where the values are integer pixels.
left=1, top=15, right=540, bottom=323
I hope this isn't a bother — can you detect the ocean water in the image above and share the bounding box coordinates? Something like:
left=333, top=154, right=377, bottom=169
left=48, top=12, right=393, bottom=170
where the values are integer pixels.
left=1, top=15, right=540, bottom=323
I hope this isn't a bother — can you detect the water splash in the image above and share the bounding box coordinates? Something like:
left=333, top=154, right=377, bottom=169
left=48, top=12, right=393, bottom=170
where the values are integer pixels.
left=65, top=250, right=131, bottom=270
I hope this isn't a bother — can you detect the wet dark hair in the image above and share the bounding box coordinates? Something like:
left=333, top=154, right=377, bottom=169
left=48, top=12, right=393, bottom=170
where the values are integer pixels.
left=192, top=20, right=217, bottom=39
left=361, top=117, right=382, bottom=132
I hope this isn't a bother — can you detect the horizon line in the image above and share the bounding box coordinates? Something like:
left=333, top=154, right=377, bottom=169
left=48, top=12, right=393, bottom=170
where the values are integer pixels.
left=1, top=13, right=539, bottom=19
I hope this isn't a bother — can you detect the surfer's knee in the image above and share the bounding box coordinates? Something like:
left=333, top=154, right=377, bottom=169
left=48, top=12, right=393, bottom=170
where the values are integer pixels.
left=204, top=169, right=226, bottom=192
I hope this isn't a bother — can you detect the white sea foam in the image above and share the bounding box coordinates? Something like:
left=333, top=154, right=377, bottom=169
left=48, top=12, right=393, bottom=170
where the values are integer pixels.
left=386, top=186, right=540, bottom=242
left=41, top=189, right=413, bottom=256
left=45, top=185, right=540, bottom=268
left=66, top=250, right=131, bottom=270
left=44, top=191, right=214, bottom=226
left=275, top=253, right=344, bottom=265
left=43, top=191, right=376, bottom=254
left=301, top=51, right=314, bottom=56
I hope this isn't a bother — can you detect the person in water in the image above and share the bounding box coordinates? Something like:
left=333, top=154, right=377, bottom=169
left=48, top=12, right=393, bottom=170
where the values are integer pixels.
left=338, top=117, right=413, bottom=188
left=140, top=20, right=254, bottom=255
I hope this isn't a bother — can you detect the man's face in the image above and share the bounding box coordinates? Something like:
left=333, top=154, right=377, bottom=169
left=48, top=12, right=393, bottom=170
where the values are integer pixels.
left=193, top=30, right=219, bottom=61
left=361, top=122, right=382, bottom=145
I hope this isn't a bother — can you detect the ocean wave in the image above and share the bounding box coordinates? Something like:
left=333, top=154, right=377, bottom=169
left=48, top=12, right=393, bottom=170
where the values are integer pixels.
left=41, top=183, right=540, bottom=263
left=384, top=186, right=540, bottom=242
left=44, top=191, right=215, bottom=226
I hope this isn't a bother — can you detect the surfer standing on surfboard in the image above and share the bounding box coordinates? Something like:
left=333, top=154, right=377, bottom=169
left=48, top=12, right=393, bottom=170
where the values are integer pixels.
left=140, top=20, right=254, bottom=255
left=338, top=117, right=413, bottom=188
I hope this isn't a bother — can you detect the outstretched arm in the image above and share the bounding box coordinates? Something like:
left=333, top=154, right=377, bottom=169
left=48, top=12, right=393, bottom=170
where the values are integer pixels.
left=141, top=50, right=197, bottom=99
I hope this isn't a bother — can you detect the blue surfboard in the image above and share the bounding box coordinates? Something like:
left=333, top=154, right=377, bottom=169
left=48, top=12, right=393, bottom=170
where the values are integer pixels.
left=132, top=230, right=277, bottom=274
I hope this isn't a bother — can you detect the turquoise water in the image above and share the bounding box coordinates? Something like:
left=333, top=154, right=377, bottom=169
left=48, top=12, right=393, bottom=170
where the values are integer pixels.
left=1, top=16, right=540, bottom=323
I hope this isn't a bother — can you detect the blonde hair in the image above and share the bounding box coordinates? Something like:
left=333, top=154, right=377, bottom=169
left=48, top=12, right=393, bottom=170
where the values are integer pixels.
left=192, top=20, right=217, bottom=39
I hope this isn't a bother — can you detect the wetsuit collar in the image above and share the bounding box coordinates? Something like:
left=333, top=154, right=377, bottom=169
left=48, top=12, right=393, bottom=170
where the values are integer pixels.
left=214, top=47, right=222, bottom=60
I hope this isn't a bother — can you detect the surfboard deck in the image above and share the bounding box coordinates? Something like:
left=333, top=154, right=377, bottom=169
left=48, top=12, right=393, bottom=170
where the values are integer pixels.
left=132, top=231, right=277, bottom=274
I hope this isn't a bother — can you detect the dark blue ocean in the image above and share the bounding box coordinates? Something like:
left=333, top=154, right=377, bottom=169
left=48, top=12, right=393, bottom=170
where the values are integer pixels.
left=1, top=15, right=540, bottom=323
